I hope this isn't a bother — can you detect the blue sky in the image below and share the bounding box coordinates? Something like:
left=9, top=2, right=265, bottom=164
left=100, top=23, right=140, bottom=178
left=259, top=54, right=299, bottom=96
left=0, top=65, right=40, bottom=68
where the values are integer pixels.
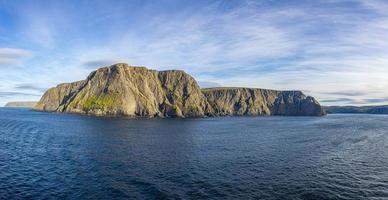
left=1, top=0, right=388, bottom=106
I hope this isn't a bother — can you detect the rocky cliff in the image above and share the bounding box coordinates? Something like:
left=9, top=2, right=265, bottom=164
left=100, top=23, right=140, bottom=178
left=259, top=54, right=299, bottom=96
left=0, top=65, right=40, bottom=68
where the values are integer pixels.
left=34, top=63, right=210, bottom=117
left=34, top=63, right=325, bottom=117
left=203, top=88, right=324, bottom=116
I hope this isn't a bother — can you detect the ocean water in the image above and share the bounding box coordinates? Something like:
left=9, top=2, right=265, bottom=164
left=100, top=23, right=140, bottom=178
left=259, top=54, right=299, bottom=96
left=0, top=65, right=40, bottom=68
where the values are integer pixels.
left=1, top=108, right=388, bottom=199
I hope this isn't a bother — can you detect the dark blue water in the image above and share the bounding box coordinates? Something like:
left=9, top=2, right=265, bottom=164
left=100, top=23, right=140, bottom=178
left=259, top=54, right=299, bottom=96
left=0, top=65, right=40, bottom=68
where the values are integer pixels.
left=1, top=108, right=388, bottom=199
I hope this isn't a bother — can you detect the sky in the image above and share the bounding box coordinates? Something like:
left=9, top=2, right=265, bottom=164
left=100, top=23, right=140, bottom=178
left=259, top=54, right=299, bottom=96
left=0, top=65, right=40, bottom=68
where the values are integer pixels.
left=1, top=0, right=388, bottom=106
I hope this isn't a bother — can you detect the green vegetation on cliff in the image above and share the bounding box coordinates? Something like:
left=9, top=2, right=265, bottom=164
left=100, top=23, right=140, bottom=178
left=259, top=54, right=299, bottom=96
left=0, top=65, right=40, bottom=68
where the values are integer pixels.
left=81, top=94, right=117, bottom=110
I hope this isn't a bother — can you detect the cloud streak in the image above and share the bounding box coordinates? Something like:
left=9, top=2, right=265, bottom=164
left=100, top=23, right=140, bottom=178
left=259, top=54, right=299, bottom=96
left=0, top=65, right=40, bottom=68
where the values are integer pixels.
left=0, top=91, right=41, bottom=97
left=0, top=48, right=32, bottom=65
left=14, top=83, right=47, bottom=92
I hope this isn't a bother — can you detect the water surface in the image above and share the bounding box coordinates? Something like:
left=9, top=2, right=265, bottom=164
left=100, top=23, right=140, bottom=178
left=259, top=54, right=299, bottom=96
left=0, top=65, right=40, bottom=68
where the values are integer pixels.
left=1, top=108, right=388, bottom=199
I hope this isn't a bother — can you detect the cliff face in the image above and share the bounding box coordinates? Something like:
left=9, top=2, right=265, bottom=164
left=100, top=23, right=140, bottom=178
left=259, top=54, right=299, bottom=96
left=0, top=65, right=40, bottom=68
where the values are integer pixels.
left=35, top=63, right=209, bottom=117
left=202, top=88, right=325, bottom=116
left=34, top=81, right=86, bottom=112
left=34, top=63, right=325, bottom=117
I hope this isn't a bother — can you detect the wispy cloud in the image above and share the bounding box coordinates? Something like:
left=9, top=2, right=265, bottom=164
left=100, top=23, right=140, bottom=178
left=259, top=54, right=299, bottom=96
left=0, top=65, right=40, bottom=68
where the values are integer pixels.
left=363, top=97, right=388, bottom=104
left=322, top=91, right=368, bottom=97
left=73, top=1, right=300, bottom=72
left=320, top=98, right=360, bottom=104
left=1, top=0, right=388, bottom=106
left=14, top=83, right=47, bottom=92
left=14, top=3, right=66, bottom=49
left=0, top=48, right=32, bottom=65
left=0, top=91, right=41, bottom=97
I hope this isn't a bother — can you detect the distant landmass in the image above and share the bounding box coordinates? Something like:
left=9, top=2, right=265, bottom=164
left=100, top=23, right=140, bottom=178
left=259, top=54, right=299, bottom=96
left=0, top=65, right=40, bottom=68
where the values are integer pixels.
left=34, top=63, right=325, bottom=117
left=5, top=101, right=37, bottom=108
left=325, top=105, right=388, bottom=114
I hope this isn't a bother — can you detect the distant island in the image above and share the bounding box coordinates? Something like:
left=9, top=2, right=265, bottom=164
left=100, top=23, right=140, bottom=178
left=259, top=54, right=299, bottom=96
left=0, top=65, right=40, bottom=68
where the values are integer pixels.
left=33, top=63, right=325, bottom=117
left=325, top=105, right=388, bottom=114
left=5, top=101, right=37, bottom=108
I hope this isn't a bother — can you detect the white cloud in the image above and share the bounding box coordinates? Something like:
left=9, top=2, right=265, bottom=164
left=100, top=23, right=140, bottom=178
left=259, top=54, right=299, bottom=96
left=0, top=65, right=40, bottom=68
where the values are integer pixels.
left=15, top=2, right=71, bottom=49
left=68, top=1, right=301, bottom=74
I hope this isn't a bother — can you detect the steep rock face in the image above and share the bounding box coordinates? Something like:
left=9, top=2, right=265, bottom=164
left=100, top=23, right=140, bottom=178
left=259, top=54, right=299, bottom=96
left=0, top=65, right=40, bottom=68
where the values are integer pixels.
left=34, top=63, right=209, bottom=117
left=34, top=63, right=325, bottom=117
left=202, top=88, right=278, bottom=116
left=272, top=91, right=325, bottom=116
left=34, top=81, right=85, bottom=112
left=202, top=88, right=325, bottom=116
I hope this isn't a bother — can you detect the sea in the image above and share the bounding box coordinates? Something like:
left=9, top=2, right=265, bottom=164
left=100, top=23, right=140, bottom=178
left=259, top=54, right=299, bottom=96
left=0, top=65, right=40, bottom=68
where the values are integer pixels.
left=1, top=108, right=388, bottom=199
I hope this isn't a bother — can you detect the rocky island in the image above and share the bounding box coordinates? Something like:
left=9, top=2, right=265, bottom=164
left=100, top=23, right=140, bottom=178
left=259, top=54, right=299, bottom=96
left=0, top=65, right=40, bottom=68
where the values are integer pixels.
left=34, top=63, right=325, bottom=117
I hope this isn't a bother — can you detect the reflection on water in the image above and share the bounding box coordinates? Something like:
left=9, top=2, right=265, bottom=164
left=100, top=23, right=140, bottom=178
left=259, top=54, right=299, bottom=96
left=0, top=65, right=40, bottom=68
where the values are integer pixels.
left=1, top=108, right=388, bottom=199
